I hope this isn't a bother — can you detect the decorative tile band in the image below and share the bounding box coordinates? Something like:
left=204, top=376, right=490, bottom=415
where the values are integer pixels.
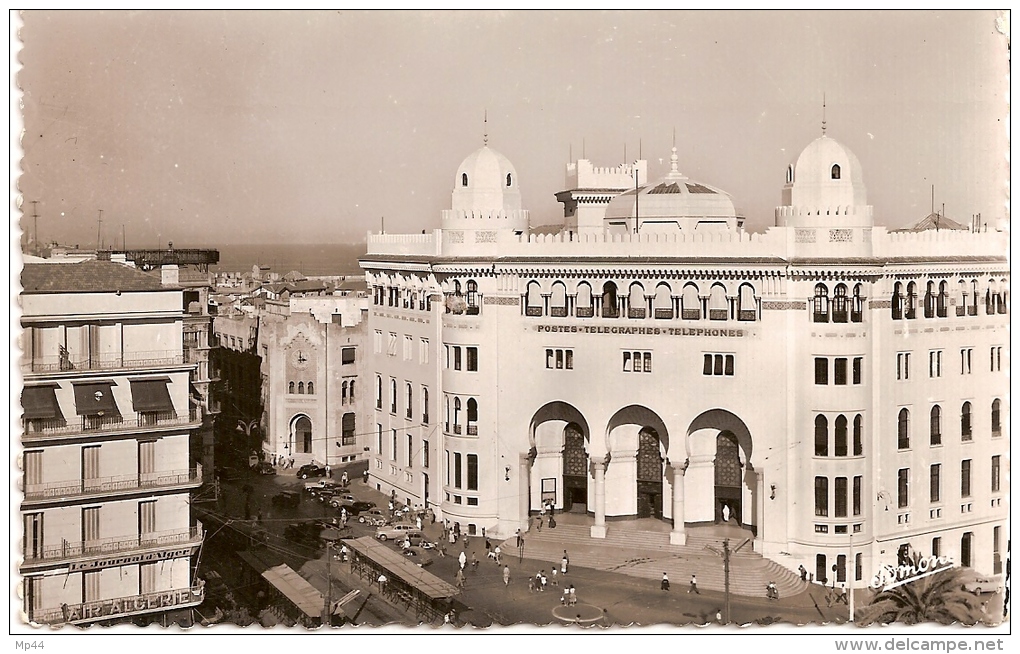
left=762, top=301, right=807, bottom=310
left=484, top=296, right=520, bottom=305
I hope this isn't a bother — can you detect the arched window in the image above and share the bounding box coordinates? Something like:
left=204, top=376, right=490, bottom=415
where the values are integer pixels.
left=576, top=282, right=594, bottom=318
left=814, top=415, right=828, bottom=457
left=957, top=279, right=968, bottom=317
left=831, top=164, right=841, bottom=180
left=813, top=283, right=830, bottom=323
left=853, top=414, right=863, bottom=456
left=937, top=281, right=948, bottom=318
left=786, top=164, right=794, bottom=184
left=306, top=381, right=314, bottom=395
left=454, top=280, right=462, bottom=297
left=390, top=379, right=397, bottom=414
left=289, top=381, right=295, bottom=394
left=422, top=387, right=429, bottom=425
left=708, top=283, right=727, bottom=321
left=892, top=282, right=904, bottom=320
left=444, top=395, right=450, bottom=432
left=852, top=283, right=865, bottom=322
left=294, top=416, right=312, bottom=454
left=506, top=173, right=512, bottom=187
left=653, top=283, right=673, bottom=319
left=905, top=282, right=917, bottom=319
left=467, top=398, right=478, bottom=435
left=998, top=278, right=1008, bottom=314
left=406, top=382, right=413, bottom=419
left=681, top=283, right=700, bottom=320
left=835, top=415, right=848, bottom=456
left=897, top=408, right=910, bottom=449
left=461, top=172, right=468, bottom=187
left=349, top=380, right=355, bottom=400
left=924, top=281, right=936, bottom=319
left=628, top=282, right=646, bottom=319
left=970, top=279, right=979, bottom=315
left=737, top=283, right=756, bottom=321
left=961, top=402, right=972, bottom=440
left=297, top=382, right=305, bottom=394
left=525, top=281, right=543, bottom=316
left=341, top=380, right=348, bottom=404
left=832, top=284, right=849, bottom=323
left=991, top=399, right=1001, bottom=435
left=930, top=405, right=942, bottom=446
left=466, top=280, right=479, bottom=315
left=453, top=397, right=462, bottom=434
left=550, top=282, right=567, bottom=317
left=376, top=375, right=382, bottom=410
left=601, top=282, right=619, bottom=318
left=986, top=280, right=996, bottom=315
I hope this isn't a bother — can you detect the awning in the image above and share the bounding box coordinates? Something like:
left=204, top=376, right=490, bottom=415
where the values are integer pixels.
left=22, top=385, right=63, bottom=420
left=73, top=382, right=120, bottom=417
left=130, top=379, right=175, bottom=413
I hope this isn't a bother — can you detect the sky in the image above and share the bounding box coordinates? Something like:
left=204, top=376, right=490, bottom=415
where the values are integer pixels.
left=13, top=10, right=1010, bottom=248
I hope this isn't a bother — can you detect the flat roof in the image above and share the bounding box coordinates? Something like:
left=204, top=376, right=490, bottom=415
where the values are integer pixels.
left=347, top=536, right=458, bottom=600
left=237, top=551, right=322, bottom=618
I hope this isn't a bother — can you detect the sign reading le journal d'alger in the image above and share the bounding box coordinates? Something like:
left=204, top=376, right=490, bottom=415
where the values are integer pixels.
left=534, top=324, right=750, bottom=338
left=68, top=547, right=195, bottom=572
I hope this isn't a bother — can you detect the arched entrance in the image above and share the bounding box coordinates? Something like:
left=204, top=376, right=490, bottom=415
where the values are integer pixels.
left=562, top=423, right=589, bottom=512
left=528, top=402, right=590, bottom=517
left=636, top=428, right=664, bottom=518
left=714, top=432, right=741, bottom=523
left=292, top=415, right=312, bottom=454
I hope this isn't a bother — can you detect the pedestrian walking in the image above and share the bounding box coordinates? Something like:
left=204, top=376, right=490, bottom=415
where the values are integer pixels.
left=471, top=552, right=478, bottom=569
left=503, top=566, right=511, bottom=587
left=516, top=529, right=522, bottom=549
left=561, top=587, right=569, bottom=605
left=341, top=471, right=349, bottom=486
left=494, top=545, right=501, bottom=565
left=799, top=565, right=807, bottom=582
left=568, top=585, right=576, bottom=605
left=456, top=568, right=465, bottom=589
left=459, top=550, right=467, bottom=571
left=528, top=577, right=535, bottom=593
left=540, top=571, right=548, bottom=592
left=485, top=537, right=491, bottom=552
left=551, top=567, right=558, bottom=586
left=661, top=573, right=670, bottom=591
left=536, top=515, right=543, bottom=531
left=378, top=574, right=387, bottom=592
left=416, top=516, right=423, bottom=531
left=561, top=551, right=569, bottom=575
left=688, top=574, right=700, bottom=594
left=325, top=463, right=331, bottom=478
left=340, top=544, right=349, bottom=562
left=449, top=531, right=457, bottom=545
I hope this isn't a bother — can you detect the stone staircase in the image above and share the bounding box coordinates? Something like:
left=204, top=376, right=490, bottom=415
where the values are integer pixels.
left=508, top=523, right=806, bottom=599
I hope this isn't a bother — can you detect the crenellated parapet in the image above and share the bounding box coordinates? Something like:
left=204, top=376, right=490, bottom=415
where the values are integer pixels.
left=775, top=204, right=874, bottom=228
left=441, top=208, right=530, bottom=233
left=566, top=159, right=648, bottom=190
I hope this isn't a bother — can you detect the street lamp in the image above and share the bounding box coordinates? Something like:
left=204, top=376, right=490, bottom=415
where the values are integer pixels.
left=237, top=419, right=260, bottom=465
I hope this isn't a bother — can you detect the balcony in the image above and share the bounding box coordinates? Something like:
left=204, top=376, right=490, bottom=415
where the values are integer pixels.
left=709, top=309, right=728, bottom=321
left=23, top=410, right=200, bottom=442
left=467, top=425, right=478, bottom=436
left=550, top=306, right=568, bottom=318
left=23, top=466, right=202, bottom=505
left=453, top=424, right=462, bottom=435
left=576, top=307, right=594, bottom=318
left=525, top=306, right=543, bottom=317
left=654, top=308, right=674, bottom=320
left=21, top=350, right=186, bottom=375
left=681, top=309, right=700, bottom=320
left=628, top=308, right=646, bottom=319
left=737, top=310, right=756, bottom=322
left=30, top=583, right=206, bottom=626
left=22, top=525, right=203, bottom=567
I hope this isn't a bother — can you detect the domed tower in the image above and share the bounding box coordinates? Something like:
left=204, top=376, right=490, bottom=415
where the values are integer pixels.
left=442, top=141, right=529, bottom=234
left=775, top=134, right=873, bottom=228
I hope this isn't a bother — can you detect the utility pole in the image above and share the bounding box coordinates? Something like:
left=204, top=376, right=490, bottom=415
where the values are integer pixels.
left=96, top=209, right=104, bottom=250
left=30, top=200, right=39, bottom=249
left=706, top=537, right=749, bottom=625
left=323, top=538, right=334, bottom=627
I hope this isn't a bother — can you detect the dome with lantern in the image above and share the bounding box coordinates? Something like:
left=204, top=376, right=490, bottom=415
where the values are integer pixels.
left=443, top=138, right=529, bottom=234
left=775, top=133, right=873, bottom=228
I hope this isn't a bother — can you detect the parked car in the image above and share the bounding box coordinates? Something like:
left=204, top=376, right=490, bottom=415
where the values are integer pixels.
left=401, top=546, right=434, bottom=567
left=337, top=493, right=357, bottom=505
left=297, top=463, right=328, bottom=480
left=254, top=461, right=277, bottom=476
left=350, top=500, right=375, bottom=513
left=375, top=523, right=416, bottom=541
left=331, top=501, right=361, bottom=515
left=359, top=508, right=387, bottom=525
left=312, top=486, right=343, bottom=502
left=304, top=478, right=341, bottom=492
left=960, top=570, right=1003, bottom=595
left=215, top=466, right=244, bottom=482
left=394, top=531, right=430, bottom=548
left=271, top=491, right=300, bottom=509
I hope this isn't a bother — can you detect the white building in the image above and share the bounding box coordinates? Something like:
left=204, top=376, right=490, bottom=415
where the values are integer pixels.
left=260, top=295, right=369, bottom=468
left=19, top=260, right=205, bottom=625
left=360, top=132, right=1008, bottom=587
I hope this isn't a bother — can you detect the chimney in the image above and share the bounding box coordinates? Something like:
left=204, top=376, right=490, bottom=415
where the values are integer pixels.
left=161, top=264, right=180, bottom=287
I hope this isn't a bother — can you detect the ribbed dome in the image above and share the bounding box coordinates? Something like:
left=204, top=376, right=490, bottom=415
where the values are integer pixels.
left=603, top=147, right=742, bottom=232
left=451, top=145, right=522, bottom=213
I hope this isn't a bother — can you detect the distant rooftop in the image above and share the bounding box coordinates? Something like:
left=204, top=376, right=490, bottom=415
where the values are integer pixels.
left=21, top=260, right=167, bottom=294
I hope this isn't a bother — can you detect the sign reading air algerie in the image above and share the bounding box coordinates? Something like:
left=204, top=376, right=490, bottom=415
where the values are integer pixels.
left=68, top=547, right=195, bottom=572
left=535, top=324, right=749, bottom=337
left=869, top=555, right=955, bottom=592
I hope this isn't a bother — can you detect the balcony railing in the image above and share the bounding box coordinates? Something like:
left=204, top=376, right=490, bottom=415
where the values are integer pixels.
left=24, top=466, right=202, bottom=502
left=654, top=308, right=673, bottom=320
left=628, top=308, right=646, bottom=319
left=467, top=425, right=478, bottom=436
left=31, top=584, right=206, bottom=626
left=453, top=424, right=462, bottom=435
left=737, top=310, right=756, bottom=322
left=602, top=307, right=620, bottom=319
left=21, top=350, right=185, bottom=374
left=681, top=309, right=700, bottom=320
left=576, top=307, right=594, bottom=318
left=23, top=410, right=198, bottom=440
left=23, top=525, right=203, bottom=565
left=550, top=307, right=567, bottom=317
left=709, top=309, right=728, bottom=321
left=525, top=306, right=543, bottom=317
